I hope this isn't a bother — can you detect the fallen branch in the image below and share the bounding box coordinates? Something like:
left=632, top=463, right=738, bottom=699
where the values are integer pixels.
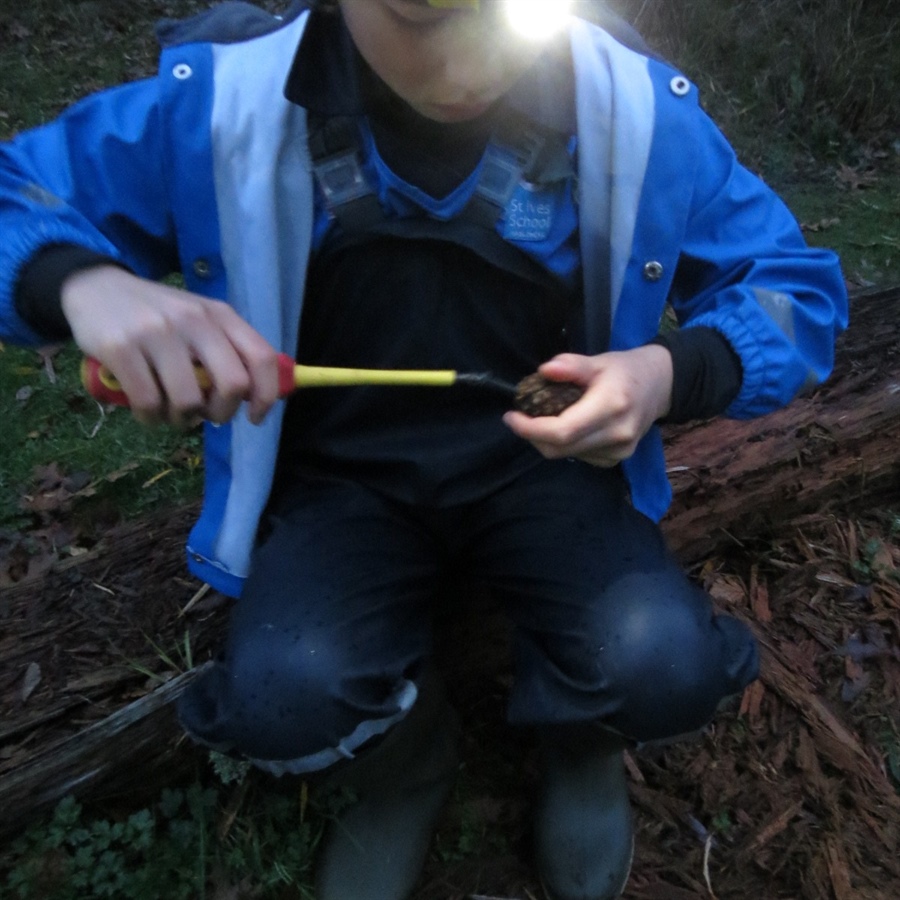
left=0, top=667, right=206, bottom=840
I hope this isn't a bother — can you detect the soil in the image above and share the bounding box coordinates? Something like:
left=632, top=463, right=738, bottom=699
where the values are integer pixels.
left=2, top=476, right=899, bottom=899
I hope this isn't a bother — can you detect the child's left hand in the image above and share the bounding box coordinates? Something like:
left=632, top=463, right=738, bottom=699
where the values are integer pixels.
left=503, top=346, right=673, bottom=467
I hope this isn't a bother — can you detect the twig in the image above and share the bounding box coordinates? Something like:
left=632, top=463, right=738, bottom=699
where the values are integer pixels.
left=469, top=894, right=527, bottom=900
left=217, top=775, right=251, bottom=842
left=179, top=582, right=210, bottom=618
left=633, top=0, right=652, bottom=28
left=88, top=400, right=105, bottom=438
left=703, top=833, right=718, bottom=899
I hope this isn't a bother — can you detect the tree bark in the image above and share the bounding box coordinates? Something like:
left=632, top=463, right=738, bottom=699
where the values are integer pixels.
left=0, top=668, right=206, bottom=840
left=662, top=285, right=900, bottom=560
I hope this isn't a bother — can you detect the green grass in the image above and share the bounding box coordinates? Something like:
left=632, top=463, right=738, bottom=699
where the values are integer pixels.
left=0, top=2, right=212, bottom=134
left=0, top=342, right=203, bottom=534
left=0, top=1, right=216, bottom=534
left=619, top=0, right=900, bottom=157
left=777, top=166, right=900, bottom=288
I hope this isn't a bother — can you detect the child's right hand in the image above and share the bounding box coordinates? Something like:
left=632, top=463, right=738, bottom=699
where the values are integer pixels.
left=60, top=266, right=281, bottom=427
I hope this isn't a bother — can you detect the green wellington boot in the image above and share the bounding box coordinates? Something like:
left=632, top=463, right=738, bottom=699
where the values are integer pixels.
left=315, top=675, right=460, bottom=900
left=535, top=725, right=634, bottom=900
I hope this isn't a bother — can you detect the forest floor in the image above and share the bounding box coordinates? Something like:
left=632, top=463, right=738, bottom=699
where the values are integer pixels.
left=2, top=426, right=899, bottom=899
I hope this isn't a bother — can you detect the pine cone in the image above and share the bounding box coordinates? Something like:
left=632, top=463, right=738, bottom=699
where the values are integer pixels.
left=514, top=373, right=584, bottom=417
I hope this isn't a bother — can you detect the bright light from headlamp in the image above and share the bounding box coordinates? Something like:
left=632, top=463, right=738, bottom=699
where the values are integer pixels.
left=428, top=0, right=574, bottom=41
left=503, top=0, right=574, bottom=39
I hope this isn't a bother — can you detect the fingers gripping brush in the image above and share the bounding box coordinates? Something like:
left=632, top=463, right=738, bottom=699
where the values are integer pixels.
left=81, top=355, right=584, bottom=417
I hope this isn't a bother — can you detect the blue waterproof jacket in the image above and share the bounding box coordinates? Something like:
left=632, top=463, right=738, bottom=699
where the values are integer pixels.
left=0, top=4, right=848, bottom=596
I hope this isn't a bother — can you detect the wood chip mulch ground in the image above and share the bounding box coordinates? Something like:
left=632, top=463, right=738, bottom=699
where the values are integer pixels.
left=422, top=505, right=900, bottom=900
left=2, top=496, right=898, bottom=899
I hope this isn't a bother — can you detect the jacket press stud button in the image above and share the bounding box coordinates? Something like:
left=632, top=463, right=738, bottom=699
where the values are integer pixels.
left=173, top=63, right=193, bottom=80
left=669, top=76, right=691, bottom=97
left=643, top=261, right=664, bottom=282
left=193, top=258, right=211, bottom=278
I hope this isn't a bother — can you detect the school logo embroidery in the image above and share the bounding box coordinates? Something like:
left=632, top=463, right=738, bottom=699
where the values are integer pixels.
left=504, top=184, right=558, bottom=242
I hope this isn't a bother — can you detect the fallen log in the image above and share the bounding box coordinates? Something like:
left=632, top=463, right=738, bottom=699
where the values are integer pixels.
left=663, top=284, right=900, bottom=560
left=0, top=666, right=207, bottom=839
left=0, top=509, right=218, bottom=840
left=1, top=286, right=898, bottom=841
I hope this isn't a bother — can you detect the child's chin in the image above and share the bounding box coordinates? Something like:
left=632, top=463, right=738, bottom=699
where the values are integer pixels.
left=420, top=100, right=494, bottom=123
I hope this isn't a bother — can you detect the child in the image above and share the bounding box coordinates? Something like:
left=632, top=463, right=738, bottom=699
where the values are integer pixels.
left=0, top=1, right=847, bottom=897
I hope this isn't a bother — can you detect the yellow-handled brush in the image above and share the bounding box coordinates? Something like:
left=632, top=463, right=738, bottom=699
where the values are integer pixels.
left=81, top=353, right=519, bottom=408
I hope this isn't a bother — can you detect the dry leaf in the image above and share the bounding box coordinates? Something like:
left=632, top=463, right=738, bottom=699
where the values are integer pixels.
left=21, top=662, right=42, bottom=703
left=739, top=679, right=765, bottom=726
left=708, top=574, right=747, bottom=607
left=801, top=217, right=840, bottom=233
left=37, top=345, right=63, bottom=384
left=835, top=163, right=877, bottom=191
left=750, top=565, right=772, bottom=623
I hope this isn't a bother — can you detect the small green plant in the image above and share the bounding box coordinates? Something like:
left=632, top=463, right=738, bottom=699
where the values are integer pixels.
left=135, top=628, right=195, bottom=679
left=851, top=534, right=900, bottom=585
left=210, top=750, right=253, bottom=787
left=435, top=800, right=484, bottom=864
left=3, top=790, right=214, bottom=900
left=433, top=764, right=511, bottom=864
left=1, top=776, right=321, bottom=899
left=710, top=808, right=734, bottom=836
left=887, top=742, right=900, bottom=790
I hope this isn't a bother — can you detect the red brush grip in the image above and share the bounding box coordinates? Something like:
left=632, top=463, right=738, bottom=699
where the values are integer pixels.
left=83, top=353, right=297, bottom=407
left=276, top=353, right=296, bottom=397
left=81, top=357, right=131, bottom=406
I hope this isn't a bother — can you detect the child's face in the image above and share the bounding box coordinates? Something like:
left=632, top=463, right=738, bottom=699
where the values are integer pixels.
left=339, top=0, right=544, bottom=123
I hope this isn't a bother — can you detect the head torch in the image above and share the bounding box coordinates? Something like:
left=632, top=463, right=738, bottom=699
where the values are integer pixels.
left=428, top=0, right=574, bottom=39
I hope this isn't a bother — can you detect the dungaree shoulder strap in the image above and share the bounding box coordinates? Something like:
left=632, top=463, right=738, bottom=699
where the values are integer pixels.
left=306, top=110, right=573, bottom=236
